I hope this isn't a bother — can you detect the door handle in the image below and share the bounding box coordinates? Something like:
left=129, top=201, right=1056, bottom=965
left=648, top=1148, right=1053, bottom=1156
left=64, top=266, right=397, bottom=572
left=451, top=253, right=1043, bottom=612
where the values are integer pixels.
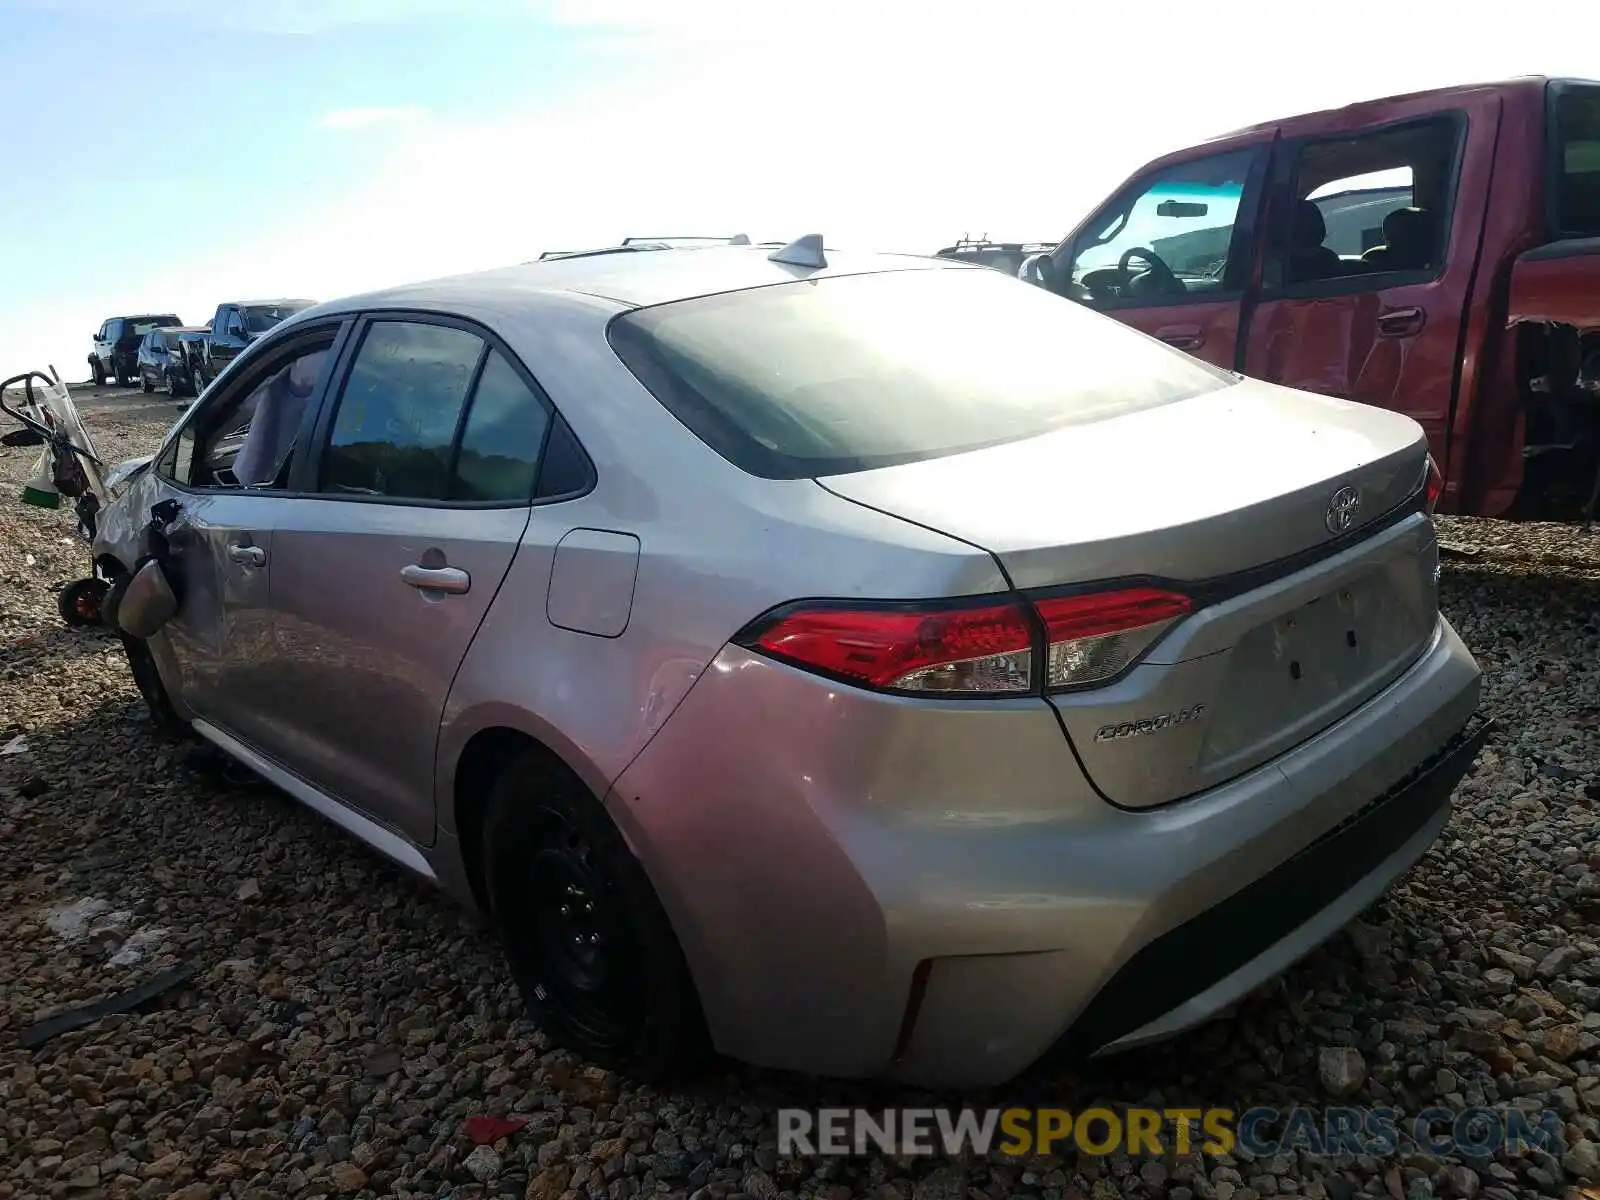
left=1376, top=306, right=1425, bottom=337
left=227, top=543, right=266, bottom=567
left=1155, top=325, right=1205, bottom=351
left=400, top=564, right=470, bottom=594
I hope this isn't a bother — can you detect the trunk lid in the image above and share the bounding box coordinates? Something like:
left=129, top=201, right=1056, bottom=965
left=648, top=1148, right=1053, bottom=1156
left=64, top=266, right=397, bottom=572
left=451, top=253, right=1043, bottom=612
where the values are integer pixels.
left=818, top=376, right=1440, bottom=808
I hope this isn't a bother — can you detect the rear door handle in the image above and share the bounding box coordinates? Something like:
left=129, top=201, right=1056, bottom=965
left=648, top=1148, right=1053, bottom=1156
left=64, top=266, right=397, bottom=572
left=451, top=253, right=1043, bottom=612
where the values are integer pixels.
left=227, top=543, right=265, bottom=567
left=400, top=564, right=470, bottom=595
left=1155, top=324, right=1205, bottom=351
left=1376, top=306, right=1425, bottom=337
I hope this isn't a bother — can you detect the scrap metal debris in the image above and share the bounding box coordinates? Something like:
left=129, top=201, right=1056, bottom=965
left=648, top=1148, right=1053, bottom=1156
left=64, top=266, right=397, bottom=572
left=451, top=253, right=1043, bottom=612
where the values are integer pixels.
left=17, top=962, right=196, bottom=1050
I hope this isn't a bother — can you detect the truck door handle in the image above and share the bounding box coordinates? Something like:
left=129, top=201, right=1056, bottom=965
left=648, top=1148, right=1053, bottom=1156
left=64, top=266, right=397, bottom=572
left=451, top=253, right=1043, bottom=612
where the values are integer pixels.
left=227, top=543, right=266, bottom=567
left=400, top=564, right=470, bottom=594
left=1155, top=325, right=1205, bottom=351
left=1376, top=307, right=1425, bottom=337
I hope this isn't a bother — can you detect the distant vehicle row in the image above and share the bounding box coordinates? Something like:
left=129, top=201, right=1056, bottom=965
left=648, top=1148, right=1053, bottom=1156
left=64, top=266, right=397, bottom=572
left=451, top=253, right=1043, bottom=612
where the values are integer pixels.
left=89, top=300, right=315, bottom=396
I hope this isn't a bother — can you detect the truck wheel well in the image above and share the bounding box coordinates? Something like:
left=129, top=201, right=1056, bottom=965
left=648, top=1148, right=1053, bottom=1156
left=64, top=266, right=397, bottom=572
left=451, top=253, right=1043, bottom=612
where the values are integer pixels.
left=1512, top=320, right=1600, bottom=517
left=454, top=728, right=582, bottom=914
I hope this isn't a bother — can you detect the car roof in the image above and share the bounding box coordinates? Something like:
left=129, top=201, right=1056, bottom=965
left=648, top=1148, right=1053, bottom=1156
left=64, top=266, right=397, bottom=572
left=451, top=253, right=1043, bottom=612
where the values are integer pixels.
left=304, top=244, right=962, bottom=321
left=227, top=298, right=316, bottom=307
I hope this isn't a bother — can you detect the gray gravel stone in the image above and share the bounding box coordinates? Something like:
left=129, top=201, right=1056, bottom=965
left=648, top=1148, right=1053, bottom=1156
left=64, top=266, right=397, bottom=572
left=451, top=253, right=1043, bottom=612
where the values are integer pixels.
left=5, top=403, right=1600, bottom=1200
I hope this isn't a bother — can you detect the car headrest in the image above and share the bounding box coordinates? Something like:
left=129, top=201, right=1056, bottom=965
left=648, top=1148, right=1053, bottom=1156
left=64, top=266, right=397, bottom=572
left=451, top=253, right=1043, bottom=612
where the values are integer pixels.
left=1293, top=199, right=1327, bottom=248
left=1381, top=206, right=1433, bottom=251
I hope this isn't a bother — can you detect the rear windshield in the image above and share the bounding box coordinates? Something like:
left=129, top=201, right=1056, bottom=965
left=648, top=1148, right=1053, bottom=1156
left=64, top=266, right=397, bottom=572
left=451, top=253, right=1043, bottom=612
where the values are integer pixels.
left=129, top=316, right=180, bottom=335
left=243, top=303, right=310, bottom=333
left=607, top=266, right=1235, bottom=479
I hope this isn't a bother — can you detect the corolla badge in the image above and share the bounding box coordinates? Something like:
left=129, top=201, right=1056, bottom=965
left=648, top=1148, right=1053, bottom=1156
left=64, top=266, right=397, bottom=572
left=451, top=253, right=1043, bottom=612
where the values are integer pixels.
left=1325, top=485, right=1361, bottom=534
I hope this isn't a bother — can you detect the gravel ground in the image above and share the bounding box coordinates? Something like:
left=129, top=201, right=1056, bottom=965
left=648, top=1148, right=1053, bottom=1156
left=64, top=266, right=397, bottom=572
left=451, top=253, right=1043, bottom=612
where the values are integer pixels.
left=2, top=393, right=1599, bottom=1200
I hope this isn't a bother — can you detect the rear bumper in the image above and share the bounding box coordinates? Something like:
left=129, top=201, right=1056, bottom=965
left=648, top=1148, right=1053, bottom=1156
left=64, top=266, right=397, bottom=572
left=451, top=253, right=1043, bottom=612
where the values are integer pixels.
left=1056, top=711, right=1491, bottom=1063
left=606, top=614, right=1483, bottom=1087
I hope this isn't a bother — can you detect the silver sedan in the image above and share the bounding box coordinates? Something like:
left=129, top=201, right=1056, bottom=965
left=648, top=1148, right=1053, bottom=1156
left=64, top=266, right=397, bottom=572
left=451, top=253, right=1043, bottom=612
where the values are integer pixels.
left=94, top=237, right=1486, bottom=1087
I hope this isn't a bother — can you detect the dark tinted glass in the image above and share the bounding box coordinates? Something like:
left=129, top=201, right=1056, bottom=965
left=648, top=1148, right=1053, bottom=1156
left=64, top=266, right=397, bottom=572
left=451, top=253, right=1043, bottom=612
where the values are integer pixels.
left=533, top=416, right=593, bottom=499
left=322, top=322, right=483, bottom=500
left=451, top=350, right=550, bottom=501
left=244, top=303, right=311, bottom=333
left=608, top=267, right=1234, bottom=479
left=1554, top=85, right=1600, bottom=236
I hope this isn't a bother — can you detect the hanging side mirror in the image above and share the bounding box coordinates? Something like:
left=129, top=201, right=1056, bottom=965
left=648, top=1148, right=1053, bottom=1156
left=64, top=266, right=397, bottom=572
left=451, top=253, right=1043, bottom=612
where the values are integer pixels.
left=1019, top=252, right=1056, bottom=289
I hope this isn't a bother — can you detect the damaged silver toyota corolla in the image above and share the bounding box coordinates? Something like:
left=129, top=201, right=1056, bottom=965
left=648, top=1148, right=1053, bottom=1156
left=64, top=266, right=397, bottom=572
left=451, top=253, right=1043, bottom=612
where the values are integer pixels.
left=91, top=238, right=1490, bottom=1088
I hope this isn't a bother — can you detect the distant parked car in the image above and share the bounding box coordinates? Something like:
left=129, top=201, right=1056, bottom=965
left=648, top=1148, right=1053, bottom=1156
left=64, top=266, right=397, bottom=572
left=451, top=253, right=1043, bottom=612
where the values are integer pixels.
left=176, top=329, right=210, bottom=395
left=91, top=242, right=1488, bottom=1089
left=136, top=327, right=209, bottom=397
left=198, top=299, right=316, bottom=385
left=90, top=314, right=182, bottom=387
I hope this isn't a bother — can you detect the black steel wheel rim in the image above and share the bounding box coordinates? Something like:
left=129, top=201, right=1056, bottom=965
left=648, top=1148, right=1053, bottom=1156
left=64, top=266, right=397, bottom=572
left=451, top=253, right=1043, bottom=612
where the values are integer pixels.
left=495, top=810, right=639, bottom=1048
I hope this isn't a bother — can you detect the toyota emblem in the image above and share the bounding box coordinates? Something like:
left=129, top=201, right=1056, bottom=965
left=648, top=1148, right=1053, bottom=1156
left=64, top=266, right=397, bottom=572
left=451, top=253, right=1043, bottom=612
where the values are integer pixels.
left=1325, top=486, right=1361, bottom=534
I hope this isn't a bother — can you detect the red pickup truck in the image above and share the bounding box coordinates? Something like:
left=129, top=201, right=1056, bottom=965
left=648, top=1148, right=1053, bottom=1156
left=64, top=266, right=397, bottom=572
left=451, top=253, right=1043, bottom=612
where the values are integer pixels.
left=1020, top=76, right=1600, bottom=519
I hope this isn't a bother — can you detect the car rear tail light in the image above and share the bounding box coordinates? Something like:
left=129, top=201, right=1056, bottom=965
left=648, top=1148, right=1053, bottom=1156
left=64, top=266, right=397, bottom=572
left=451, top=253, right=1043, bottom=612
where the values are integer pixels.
left=1034, top=587, right=1193, bottom=689
left=740, top=601, right=1036, bottom=695
left=1424, top=455, right=1444, bottom=515
left=736, top=586, right=1193, bottom=697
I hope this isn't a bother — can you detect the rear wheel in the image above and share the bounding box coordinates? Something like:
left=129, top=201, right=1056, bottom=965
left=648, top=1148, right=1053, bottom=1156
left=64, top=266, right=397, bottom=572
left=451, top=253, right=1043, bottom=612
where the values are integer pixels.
left=141, top=376, right=154, bottom=394
left=481, top=749, right=709, bottom=1081
left=58, top=577, right=108, bottom=627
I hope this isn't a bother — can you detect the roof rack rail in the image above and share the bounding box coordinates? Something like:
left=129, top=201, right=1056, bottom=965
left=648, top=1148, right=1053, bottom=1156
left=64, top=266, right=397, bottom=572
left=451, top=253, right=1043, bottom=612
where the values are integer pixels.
left=620, top=234, right=751, bottom=247
left=934, top=234, right=1057, bottom=258
left=533, top=234, right=753, bottom=263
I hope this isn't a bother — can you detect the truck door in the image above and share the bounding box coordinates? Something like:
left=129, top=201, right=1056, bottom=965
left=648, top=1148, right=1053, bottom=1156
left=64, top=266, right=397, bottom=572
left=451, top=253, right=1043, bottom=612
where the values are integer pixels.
left=1040, top=142, right=1270, bottom=370
left=1240, top=92, right=1502, bottom=509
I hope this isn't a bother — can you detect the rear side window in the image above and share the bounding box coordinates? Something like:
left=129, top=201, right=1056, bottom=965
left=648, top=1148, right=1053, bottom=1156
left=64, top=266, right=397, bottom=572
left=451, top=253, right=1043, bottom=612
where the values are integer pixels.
left=321, top=321, right=484, bottom=499
left=607, top=266, right=1234, bottom=479
left=450, top=350, right=550, bottom=502
left=1552, top=84, right=1600, bottom=237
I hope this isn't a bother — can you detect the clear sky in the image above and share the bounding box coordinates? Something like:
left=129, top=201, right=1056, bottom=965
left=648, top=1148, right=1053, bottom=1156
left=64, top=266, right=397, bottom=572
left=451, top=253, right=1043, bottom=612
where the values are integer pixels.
left=0, top=0, right=1592, bottom=382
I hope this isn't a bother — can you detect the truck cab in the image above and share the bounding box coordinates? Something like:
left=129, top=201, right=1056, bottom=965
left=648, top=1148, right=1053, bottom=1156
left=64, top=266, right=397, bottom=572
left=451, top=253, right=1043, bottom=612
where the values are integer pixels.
left=200, top=299, right=316, bottom=384
left=1022, top=76, right=1600, bottom=518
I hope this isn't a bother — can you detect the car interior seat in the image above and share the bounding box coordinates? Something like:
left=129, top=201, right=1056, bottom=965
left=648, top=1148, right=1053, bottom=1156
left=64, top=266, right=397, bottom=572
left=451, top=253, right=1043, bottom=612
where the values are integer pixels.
left=1287, top=199, right=1346, bottom=282
left=1360, top=207, right=1437, bottom=272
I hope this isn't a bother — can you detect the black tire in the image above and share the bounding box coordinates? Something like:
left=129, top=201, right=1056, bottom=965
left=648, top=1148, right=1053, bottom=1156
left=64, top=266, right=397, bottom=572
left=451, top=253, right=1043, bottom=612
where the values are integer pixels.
left=482, top=749, right=710, bottom=1081
left=115, top=367, right=131, bottom=387
left=142, top=376, right=154, bottom=394
left=92, top=359, right=106, bottom=387
left=58, top=577, right=108, bottom=627
left=118, top=630, right=188, bottom=738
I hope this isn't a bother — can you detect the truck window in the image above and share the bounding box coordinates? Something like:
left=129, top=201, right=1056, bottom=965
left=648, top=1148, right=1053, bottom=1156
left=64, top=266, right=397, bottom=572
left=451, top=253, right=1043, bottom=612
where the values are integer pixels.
left=1060, top=149, right=1260, bottom=309
left=1551, top=84, right=1600, bottom=237
left=1270, top=116, right=1460, bottom=289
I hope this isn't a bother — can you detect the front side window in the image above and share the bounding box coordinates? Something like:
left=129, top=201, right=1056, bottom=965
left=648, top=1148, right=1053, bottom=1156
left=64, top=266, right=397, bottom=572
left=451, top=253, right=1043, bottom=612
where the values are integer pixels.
left=1061, top=149, right=1258, bottom=307
left=320, top=321, right=485, bottom=500
left=1271, top=117, right=1459, bottom=288
left=1551, top=83, right=1600, bottom=237
left=164, top=335, right=337, bottom=489
left=608, top=266, right=1236, bottom=480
